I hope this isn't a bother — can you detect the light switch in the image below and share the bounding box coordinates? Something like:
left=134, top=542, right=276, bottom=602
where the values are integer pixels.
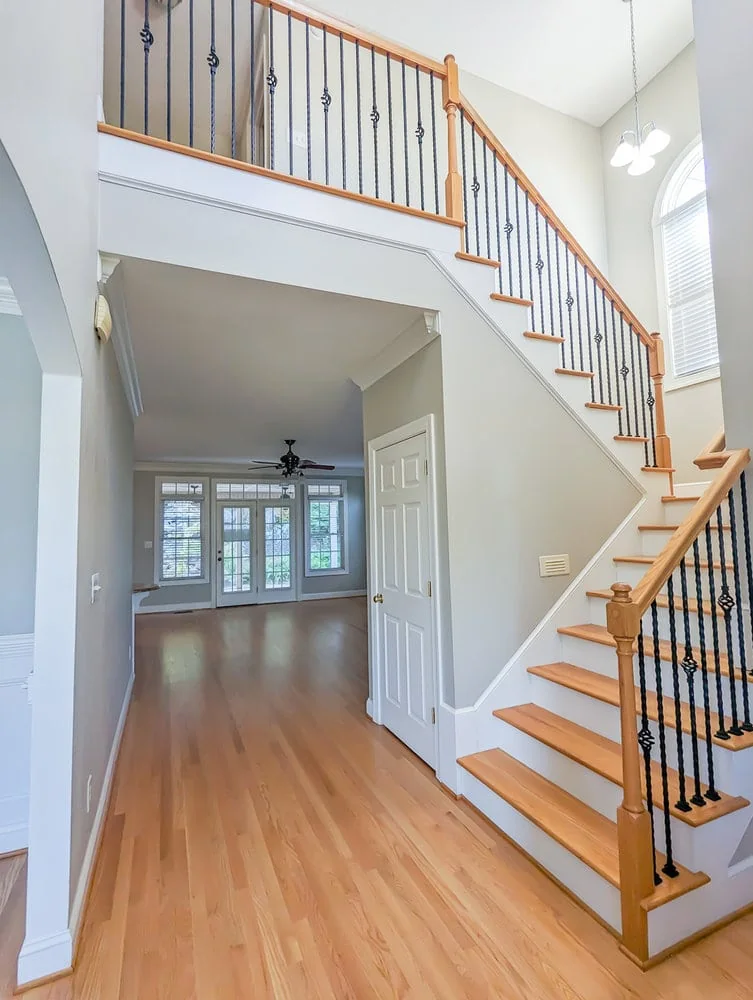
left=144, top=540, right=153, bottom=550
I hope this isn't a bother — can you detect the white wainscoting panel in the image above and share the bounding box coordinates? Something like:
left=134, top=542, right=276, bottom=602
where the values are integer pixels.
left=0, top=633, right=33, bottom=854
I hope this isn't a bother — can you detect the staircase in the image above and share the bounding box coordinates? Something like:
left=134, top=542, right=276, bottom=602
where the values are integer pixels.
left=101, top=0, right=753, bottom=970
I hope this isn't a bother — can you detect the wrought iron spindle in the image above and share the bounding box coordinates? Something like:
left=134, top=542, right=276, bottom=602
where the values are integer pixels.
left=554, top=239, right=564, bottom=349
left=547, top=225, right=556, bottom=352
left=728, top=488, right=753, bottom=730
left=189, top=0, right=195, bottom=145
left=208, top=0, right=219, bottom=154
left=515, top=180, right=523, bottom=300
left=678, top=559, right=706, bottom=807
left=740, top=472, right=753, bottom=678
left=525, top=195, right=534, bottom=311
left=583, top=266, right=595, bottom=400
left=535, top=210, right=544, bottom=333
left=286, top=11, right=292, bottom=173
left=401, top=59, right=410, bottom=205
left=644, top=342, right=657, bottom=466
left=460, top=109, right=469, bottom=246
left=705, top=520, right=730, bottom=739
left=637, top=625, right=661, bottom=885
left=693, top=537, right=721, bottom=799
left=267, top=6, right=276, bottom=169
left=386, top=55, right=395, bottom=202
left=339, top=33, right=346, bottom=188
left=120, top=0, right=126, bottom=127
left=304, top=21, right=311, bottom=178
left=716, top=505, right=743, bottom=735
left=504, top=167, right=514, bottom=296
left=609, top=304, right=623, bottom=428
left=141, top=0, right=153, bottom=135
left=371, top=48, right=380, bottom=199
left=415, top=66, right=425, bottom=211
left=601, top=291, right=613, bottom=405
left=666, top=575, right=691, bottom=812
left=592, top=277, right=604, bottom=404
left=249, top=0, right=255, bottom=163
left=167, top=0, right=173, bottom=141
left=322, top=27, right=331, bottom=185
left=628, top=322, right=641, bottom=446
left=574, top=254, right=584, bottom=371
left=429, top=71, right=440, bottom=215
left=651, top=601, right=679, bottom=878
left=618, top=313, right=631, bottom=437
left=565, top=249, right=575, bottom=370
left=470, top=127, right=480, bottom=256
left=483, top=141, right=491, bottom=259
left=355, top=41, right=363, bottom=194
left=494, top=159, right=503, bottom=296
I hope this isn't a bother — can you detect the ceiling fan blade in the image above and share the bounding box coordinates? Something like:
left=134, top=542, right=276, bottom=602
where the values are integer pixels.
left=249, top=459, right=280, bottom=465
left=300, top=462, right=336, bottom=470
left=247, top=463, right=281, bottom=470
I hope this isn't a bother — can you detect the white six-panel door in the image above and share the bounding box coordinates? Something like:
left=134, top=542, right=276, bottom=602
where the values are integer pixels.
left=373, top=431, right=436, bottom=767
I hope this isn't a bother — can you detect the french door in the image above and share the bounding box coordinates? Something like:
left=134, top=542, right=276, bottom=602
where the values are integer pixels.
left=216, top=500, right=296, bottom=606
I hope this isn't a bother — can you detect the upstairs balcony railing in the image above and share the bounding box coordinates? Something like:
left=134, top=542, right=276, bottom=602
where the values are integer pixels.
left=104, top=0, right=671, bottom=473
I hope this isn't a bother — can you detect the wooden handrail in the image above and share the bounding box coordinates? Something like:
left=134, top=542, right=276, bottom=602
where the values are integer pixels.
left=253, top=0, right=448, bottom=76
left=695, top=428, right=728, bottom=471
left=455, top=91, right=654, bottom=350
left=631, top=447, right=751, bottom=615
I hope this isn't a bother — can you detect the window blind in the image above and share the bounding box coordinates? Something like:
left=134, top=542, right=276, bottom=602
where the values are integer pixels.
left=661, top=193, right=719, bottom=379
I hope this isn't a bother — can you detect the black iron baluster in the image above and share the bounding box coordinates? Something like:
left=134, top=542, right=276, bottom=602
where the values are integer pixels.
left=494, top=158, right=503, bottom=295
left=429, top=71, right=440, bottom=215
left=592, top=277, right=604, bottom=404
left=637, top=625, right=661, bottom=886
left=679, top=559, right=706, bottom=807
left=304, top=20, right=311, bottom=179
left=635, top=341, right=649, bottom=466
left=740, top=472, right=753, bottom=679
left=483, top=141, right=491, bottom=259
left=231, top=0, right=237, bottom=157
left=601, top=291, right=613, bottom=405
left=470, top=126, right=480, bottom=256
left=619, top=313, right=632, bottom=437
left=666, top=574, right=691, bottom=812
left=504, top=167, right=514, bottom=296
left=547, top=223, right=556, bottom=353
left=705, top=520, right=730, bottom=739
left=717, top=505, right=743, bottom=735
left=208, top=0, right=219, bottom=154
left=286, top=11, right=292, bottom=173
left=371, top=47, right=380, bottom=199
left=555, top=238, right=565, bottom=351
left=414, top=66, right=425, bottom=211
left=574, top=254, right=584, bottom=371
left=628, top=323, right=641, bottom=445
left=535, top=210, right=544, bottom=333
left=249, top=0, right=255, bottom=163
left=460, top=109, right=469, bottom=241
left=515, top=181, right=523, bottom=300
left=611, top=304, right=624, bottom=431
left=525, top=195, right=534, bottom=315
left=267, top=7, right=277, bottom=168
left=693, top=537, right=721, bottom=799
left=386, top=55, right=396, bottom=203
left=120, top=0, right=126, bottom=127
left=565, top=249, right=575, bottom=370
left=651, top=601, right=679, bottom=878
left=189, top=0, right=195, bottom=145
left=728, top=488, right=753, bottom=730
left=141, top=0, right=153, bottom=136
left=339, top=33, right=346, bottom=189
left=322, top=27, right=331, bottom=186
left=401, top=59, right=410, bottom=205
left=355, top=41, right=363, bottom=194
left=644, top=342, right=657, bottom=467
left=583, top=266, right=595, bottom=400
left=166, top=0, right=172, bottom=140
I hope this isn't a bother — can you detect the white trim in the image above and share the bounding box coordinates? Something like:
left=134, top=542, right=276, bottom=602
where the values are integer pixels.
left=135, top=600, right=213, bottom=615
left=299, top=589, right=366, bottom=601
left=0, top=816, right=28, bottom=855
left=365, top=697, right=374, bottom=719
left=99, top=259, right=143, bottom=419
left=304, top=479, right=349, bottom=577
left=68, top=673, right=134, bottom=946
left=0, top=633, right=34, bottom=672
left=16, top=930, right=73, bottom=986
left=367, top=415, right=444, bottom=778
left=665, top=366, right=720, bottom=393
left=350, top=313, right=440, bottom=391
left=0, top=276, right=22, bottom=316
left=154, top=476, right=210, bottom=586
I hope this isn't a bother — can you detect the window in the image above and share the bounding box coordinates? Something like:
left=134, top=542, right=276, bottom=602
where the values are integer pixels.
left=305, top=481, right=347, bottom=576
left=156, top=479, right=207, bottom=584
left=215, top=481, right=296, bottom=500
left=656, top=142, right=719, bottom=386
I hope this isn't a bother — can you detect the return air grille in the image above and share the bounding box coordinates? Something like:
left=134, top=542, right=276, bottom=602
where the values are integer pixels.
left=539, top=554, right=571, bottom=578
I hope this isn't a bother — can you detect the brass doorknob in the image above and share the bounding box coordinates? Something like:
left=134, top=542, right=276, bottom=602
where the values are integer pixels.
left=372, top=593, right=384, bottom=604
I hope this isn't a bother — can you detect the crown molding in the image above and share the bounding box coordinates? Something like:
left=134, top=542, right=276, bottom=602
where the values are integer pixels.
left=98, top=257, right=143, bottom=419
left=350, top=311, right=440, bottom=391
left=133, top=460, right=364, bottom=477
left=0, top=277, right=22, bottom=316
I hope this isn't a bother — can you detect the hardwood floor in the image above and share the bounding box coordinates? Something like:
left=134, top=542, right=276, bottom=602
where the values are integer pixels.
left=5, top=596, right=753, bottom=997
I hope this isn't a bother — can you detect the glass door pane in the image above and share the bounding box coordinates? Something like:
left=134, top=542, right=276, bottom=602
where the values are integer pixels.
left=258, top=503, right=295, bottom=602
left=217, top=503, right=254, bottom=606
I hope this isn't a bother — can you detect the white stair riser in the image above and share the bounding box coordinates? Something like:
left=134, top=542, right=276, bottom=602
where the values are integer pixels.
left=461, top=769, right=622, bottom=933
left=588, top=596, right=735, bottom=649
left=447, top=260, right=498, bottom=301
left=641, top=530, right=727, bottom=559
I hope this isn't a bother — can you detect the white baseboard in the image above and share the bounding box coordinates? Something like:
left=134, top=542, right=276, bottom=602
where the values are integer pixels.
left=16, top=929, right=73, bottom=987
left=0, top=797, right=28, bottom=854
left=365, top=697, right=374, bottom=719
left=135, top=601, right=212, bottom=615
left=68, top=671, right=134, bottom=946
left=300, top=589, right=367, bottom=601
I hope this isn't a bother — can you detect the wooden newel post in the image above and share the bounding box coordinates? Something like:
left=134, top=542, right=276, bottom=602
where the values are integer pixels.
left=606, top=582, right=654, bottom=964
left=649, top=332, right=673, bottom=471
left=442, top=54, right=464, bottom=240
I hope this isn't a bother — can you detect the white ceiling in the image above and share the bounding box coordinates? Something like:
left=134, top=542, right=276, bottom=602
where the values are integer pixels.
left=313, top=0, right=694, bottom=126
left=119, top=259, right=421, bottom=468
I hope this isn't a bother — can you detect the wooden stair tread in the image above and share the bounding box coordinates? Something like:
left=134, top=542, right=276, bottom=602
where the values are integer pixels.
left=555, top=367, right=595, bottom=378
left=639, top=523, right=729, bottom=532
left=493, top=703, right=748, bottom=825
left=586, top=401, right=622, bottom=411
left=523, top=331, right=565, bottom=343
left=456, top=251, right=500, bottom=268
left=663, top=495, right=702, bottom=503
left=490, top=292, right=533, bottom=307
left=642, top=466, right=676, bottom=474
left=614, top=435, right=649, bottom=443
left=529, top=661, right=753, bottom=752
left=458, top=748, right=709, bottom=909
left=613, top=555, right=733, bottom=570
left=587, top=589, right=725, bottom=619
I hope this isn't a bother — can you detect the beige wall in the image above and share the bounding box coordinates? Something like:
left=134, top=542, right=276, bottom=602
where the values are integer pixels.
left=601, top=44, right=723, bottom=481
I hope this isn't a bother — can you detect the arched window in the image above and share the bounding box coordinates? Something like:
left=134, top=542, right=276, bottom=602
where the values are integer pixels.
left=656, top=142, right=719, bottom=385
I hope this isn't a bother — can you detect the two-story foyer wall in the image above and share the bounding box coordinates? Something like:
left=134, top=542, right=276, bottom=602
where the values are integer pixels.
left=132, top=470, right=367, bottom=611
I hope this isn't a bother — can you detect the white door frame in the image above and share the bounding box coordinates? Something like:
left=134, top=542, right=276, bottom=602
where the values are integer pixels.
left=367, top=414, right=444, bottom=775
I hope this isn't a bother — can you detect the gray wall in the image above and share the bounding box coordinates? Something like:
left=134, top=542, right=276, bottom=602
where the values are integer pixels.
left=133, top=469, right=366, bottom=609
left=0, top=314, right=41, bottom=635
left=692, top=0, right=753, bottom=455
left=363, top=339, right=455, bottom=704
left=601, top=43, right=723, bottom=482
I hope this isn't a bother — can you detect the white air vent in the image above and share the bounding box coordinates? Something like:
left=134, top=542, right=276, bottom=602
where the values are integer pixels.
left=539, top=554, right=570, bottom=578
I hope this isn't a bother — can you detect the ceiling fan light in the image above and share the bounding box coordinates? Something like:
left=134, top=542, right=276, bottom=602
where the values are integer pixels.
left=627, top=151, right=656, bottom=176
left=611, top=134, right=637, bottom=168
left=641, top=123, right=671, bottom=157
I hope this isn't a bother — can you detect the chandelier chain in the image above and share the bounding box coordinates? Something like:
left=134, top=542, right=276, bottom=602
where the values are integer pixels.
left=628, top=0, right=641, bottom=140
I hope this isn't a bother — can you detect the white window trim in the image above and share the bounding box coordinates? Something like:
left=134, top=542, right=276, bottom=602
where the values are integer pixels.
left=153, top=476, right=210, bottom=586
left=304, top=479, right=349, bottom=577
left=652, top=136, right=720, bottom=393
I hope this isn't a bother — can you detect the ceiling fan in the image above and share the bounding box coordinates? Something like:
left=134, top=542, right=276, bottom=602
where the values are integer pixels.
left=248, top=439, right=336, bottom=478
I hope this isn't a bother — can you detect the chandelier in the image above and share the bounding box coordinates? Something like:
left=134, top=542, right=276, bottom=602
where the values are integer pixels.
left=610, top=0, right=670, bottom=176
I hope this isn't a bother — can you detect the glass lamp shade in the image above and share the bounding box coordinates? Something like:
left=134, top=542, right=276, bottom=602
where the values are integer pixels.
left=627, top=151, right=656, bottom=176
left=642, top=124, right=671, bottom=157
left=610, top=134, right=637, bottom=167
